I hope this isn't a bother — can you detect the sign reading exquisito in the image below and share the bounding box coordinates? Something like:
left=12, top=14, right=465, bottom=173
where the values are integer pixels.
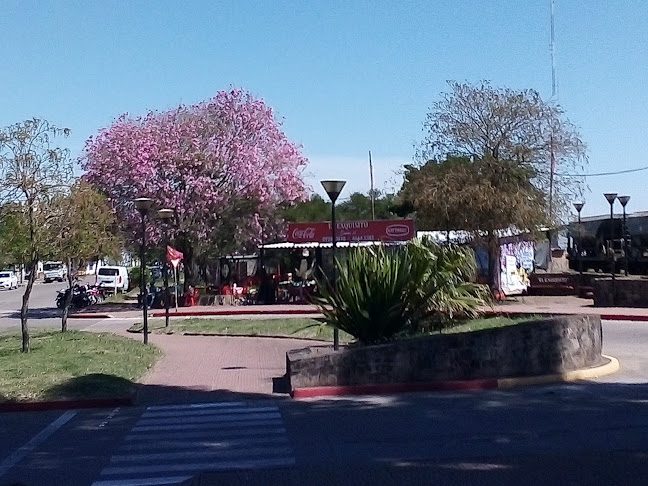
left=287, top=220, right=415, bottom=243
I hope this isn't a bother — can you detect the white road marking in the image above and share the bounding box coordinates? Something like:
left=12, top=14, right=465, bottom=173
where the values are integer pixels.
left=124, top=426, right=287, bottom=441
left=118, top=435, right=289, bottom=451
left=92, top=402, right=295, bottom=485
left=101, top=457, right=296, bottom=475
left=145, top=401, right=245, bottom=411
left=0, top=410, right=76, bottom=478
left=111, top=445, right=294, bottom=462
left=91, top=477, right=192, bottom=486
left=140, top=405, right=278, bottom=419
left=131, top=418, right=284, bottom=432
left=135, top=411, right=281, bottom=426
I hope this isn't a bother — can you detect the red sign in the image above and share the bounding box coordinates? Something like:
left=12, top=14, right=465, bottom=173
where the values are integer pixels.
left=287, top=220, right=415, bottom=243
left=166, top=246, right=184, bottom=269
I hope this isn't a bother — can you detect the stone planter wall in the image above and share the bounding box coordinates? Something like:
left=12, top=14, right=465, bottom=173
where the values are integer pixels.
left=287, top=315, right=603, bottom=389
left=593, top=277, right=648, bottom=307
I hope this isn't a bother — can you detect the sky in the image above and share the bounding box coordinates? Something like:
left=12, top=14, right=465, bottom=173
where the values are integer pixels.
left=2, top=0, right=648, bottom=219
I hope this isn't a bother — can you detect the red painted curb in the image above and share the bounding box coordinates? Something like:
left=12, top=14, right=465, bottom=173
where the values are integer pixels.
left=600, top=314, right=648, bottom=322
left=0, top=396, right=133, bottom=413
left=150, top=309, right=321, bottom=318
left=292, top=379, right=499, bottom=399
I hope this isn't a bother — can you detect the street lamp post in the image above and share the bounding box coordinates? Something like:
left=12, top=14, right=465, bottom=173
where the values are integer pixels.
left=135, top=197, right=154, bottom=344
left=604, top=193, right=617, bottom=305
left=321, top=180, right=346, bottom=351
left=157, top=208, right=174, bottom=328
left=573, top=202, right=584, bottom=293
left=618, top=195, right=631, bottom=276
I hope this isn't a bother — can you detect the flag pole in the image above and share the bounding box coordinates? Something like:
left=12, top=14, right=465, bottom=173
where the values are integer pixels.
left=174, top=266, right=179, bottom=312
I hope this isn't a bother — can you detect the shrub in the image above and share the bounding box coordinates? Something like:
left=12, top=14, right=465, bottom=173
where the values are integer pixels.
left=314, top=237, right=490, bottom=345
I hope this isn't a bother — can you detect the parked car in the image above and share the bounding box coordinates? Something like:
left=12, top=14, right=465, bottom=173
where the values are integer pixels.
left=0, top=271, right=18, bottom=290
left=43, top=261, right=67, bottom=283
left=96, top=266, right=130, bottom=292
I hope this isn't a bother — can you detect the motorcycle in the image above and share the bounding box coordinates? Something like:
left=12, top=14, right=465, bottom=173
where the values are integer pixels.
left=56, top=284, right=96, bottom=309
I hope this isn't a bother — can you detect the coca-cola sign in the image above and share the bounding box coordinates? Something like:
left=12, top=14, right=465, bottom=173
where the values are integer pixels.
left=287, top=220, right=415, bottom=243
left=291, top=227, right=316, bottom=240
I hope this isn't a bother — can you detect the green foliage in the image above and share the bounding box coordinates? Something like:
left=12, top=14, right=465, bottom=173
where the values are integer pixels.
left=129, top=266, right=151, bottom=289
left=283, top=192, right=400, bottom=223
left=314, top=237, right=490, bottom=345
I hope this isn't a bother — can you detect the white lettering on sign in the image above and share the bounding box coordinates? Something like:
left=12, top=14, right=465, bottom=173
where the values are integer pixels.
left=292, top=227, right=316, bottom=240
left=386, top=224, right=410, bottom=237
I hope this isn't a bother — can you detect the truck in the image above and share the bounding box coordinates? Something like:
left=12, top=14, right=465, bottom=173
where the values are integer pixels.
left=43, top=262, right=67, bottom=283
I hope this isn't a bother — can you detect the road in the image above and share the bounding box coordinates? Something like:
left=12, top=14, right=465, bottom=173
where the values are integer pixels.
left=0, top=319, right=647, bottom=484
left=0, top=277, right=107, bottom=332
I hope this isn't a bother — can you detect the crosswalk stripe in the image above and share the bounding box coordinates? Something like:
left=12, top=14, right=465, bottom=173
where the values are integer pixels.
left=125, top=427, right=287, bottom=442
left=91, top=476, right=192, bottom=486
left=145, top=402, right=245, bottom=411
left=102, top=457, right=296, bottom=475
left=140, top=406, right=278, bottom=419
left=111, top=445, right=293, bottom=463
left=131, top=418, right=283, bottom=432
left=93, top=402, right=295, bottom=485
left=136, top=411, right=281, bottom=426
left=119, top=435, right=289, bottom=451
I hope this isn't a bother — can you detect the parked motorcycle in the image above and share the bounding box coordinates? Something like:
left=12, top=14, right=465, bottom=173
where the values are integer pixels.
left=56, top=284, right=102, bottom=309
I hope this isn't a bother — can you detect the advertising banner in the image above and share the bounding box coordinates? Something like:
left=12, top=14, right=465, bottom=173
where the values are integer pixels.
left=287, top=220, right=415, bottom=243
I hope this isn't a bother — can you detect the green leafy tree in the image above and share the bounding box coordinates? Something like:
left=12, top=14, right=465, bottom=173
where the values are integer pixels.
left=48, top=181, right=122, bottom=332
left=0, top=119, right=73, bottom=352
left=418, top=81, right=587, bottom=224
left=398, top=155, right=547, bottom=285
left=0, top=204, right=30, bottom=270
left=283, top=192, right=400, bottom=224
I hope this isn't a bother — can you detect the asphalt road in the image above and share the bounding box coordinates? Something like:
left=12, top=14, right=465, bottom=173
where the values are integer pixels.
left=0, top=319, right=647, bottom=485
left=0, top=277, right=106, bottom=332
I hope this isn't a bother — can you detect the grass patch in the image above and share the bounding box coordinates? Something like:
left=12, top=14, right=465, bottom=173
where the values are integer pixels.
left=129, top=318, right=354, bottom=343
left=441, top=315, right=540, bottom=334
left=0, top=330, right=160, bottom=402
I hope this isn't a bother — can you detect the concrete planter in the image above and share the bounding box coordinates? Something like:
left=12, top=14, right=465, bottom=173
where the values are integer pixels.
left=287, top=315, right=603, bottom=390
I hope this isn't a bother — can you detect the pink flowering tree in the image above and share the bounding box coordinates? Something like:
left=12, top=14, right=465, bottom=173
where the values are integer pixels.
left=82, top=90, right=308, bottom=286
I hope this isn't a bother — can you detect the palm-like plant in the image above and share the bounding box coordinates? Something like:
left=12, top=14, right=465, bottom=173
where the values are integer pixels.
left=314, top=237, right=490, bottom=345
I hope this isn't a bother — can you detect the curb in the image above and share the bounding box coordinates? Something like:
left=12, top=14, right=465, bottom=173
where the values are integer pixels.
left=68, top=313, right=113, bottom=319
left=150, top=309, right=321, bottom=318
left=0, top=396, right=133, bottom=413
left=484, top=309, right=648, bottom=323
left=291, top=355, right=620, bottom=399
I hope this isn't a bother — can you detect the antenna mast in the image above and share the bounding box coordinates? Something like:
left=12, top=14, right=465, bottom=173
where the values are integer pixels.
left=548, top=0, right=557, bottom=221
left=369, top=150, right=376, bottom=220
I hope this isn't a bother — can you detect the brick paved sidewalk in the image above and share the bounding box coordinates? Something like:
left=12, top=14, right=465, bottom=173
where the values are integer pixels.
left=135, top=334, right=322, bottom=405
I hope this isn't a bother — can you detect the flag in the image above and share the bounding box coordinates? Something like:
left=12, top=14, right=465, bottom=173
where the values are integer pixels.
left=167, top=246, right=184, bottom=269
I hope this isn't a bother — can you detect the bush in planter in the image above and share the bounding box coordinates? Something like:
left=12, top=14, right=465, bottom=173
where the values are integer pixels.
left=314, top=237, right=490, bottom=344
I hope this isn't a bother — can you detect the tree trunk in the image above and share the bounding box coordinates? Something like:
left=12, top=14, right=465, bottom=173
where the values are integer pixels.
left=487, top=230, right=500, bottom=294
left=20, top=259, right=38, bottom=353
left=61, top=257, right=73, bottom=332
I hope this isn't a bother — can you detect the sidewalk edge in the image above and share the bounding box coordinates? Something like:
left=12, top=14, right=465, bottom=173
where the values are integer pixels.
left=0, top=396, right=133, bottom=413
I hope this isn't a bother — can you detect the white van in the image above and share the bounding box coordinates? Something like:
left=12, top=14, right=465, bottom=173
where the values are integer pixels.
left=96, top=266, right=130, bottom=292
left=43, top=262, right=67, bottom=283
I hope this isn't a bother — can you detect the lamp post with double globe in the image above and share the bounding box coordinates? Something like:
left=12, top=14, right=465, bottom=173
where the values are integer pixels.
left=321, top=180, right=346, bottom=351
left=134, top=198, right=154, bottom=344
left=603, top=193, right=617, bottom=305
